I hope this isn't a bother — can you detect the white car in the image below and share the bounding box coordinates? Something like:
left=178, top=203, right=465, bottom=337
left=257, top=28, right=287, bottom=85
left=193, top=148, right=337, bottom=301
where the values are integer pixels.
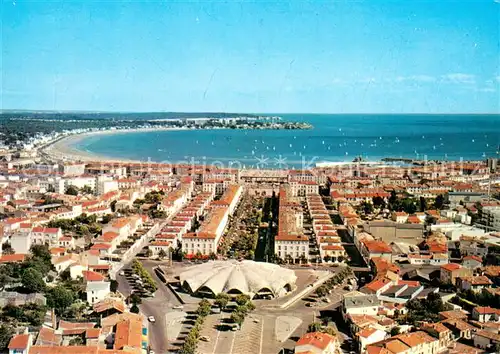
left=148, top=316, right=156, bottom=323
left=119, top=271, right=125, bottom=276
left=172, top=305, right=184, bottom=310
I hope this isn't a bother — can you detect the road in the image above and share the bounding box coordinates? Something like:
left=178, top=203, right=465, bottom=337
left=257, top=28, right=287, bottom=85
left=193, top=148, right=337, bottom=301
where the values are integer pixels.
left=117, top=259, right=182, bottom=354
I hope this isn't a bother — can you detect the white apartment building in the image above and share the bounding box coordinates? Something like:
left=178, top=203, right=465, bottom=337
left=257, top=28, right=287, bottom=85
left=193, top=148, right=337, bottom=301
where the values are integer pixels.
left=83, top=271, right=111, bottom=305
left=482, top=206, right=500, bottom=231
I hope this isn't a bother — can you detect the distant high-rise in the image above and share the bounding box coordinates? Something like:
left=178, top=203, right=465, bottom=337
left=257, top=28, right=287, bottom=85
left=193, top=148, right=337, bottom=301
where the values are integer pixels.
left=486, top=158, right=498, bottom=172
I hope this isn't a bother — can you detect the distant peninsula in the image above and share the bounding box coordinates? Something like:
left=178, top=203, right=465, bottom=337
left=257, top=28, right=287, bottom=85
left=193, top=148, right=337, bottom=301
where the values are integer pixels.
left=0, top=112, right=313, bottom=150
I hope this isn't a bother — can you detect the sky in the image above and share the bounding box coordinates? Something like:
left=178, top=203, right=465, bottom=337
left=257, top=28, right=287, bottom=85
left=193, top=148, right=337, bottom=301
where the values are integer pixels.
left=1, top=0, right=499, bottom=113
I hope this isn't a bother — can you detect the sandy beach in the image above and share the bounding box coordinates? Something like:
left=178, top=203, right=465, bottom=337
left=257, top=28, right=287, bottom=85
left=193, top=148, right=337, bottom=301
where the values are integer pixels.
left=41, top=127, right=188, bottom=163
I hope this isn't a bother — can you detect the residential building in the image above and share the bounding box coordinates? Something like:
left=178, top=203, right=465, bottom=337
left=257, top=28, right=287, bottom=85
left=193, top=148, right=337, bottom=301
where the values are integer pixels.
left=83, top=270, right=110, bottom=305
left=8, top=334, right=32, bottom=354
left=456, top=276, right=493, bottom=292
left=366, top=331, right=440, bottom=354
left=440, top=263, right=472, bottom=285
left=295, top=331, right=340, bottom=354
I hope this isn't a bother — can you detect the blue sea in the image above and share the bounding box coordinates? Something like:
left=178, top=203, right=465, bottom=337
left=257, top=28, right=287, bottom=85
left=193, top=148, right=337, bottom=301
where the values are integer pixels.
left=74, top=114, right=499, bottom=169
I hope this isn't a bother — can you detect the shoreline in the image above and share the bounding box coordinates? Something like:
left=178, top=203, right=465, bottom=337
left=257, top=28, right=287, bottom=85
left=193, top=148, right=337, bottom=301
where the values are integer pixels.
left=40, top=126, right=490, bottom=168
left=41, top=128, right=383, bottom=166
left=41, top=127, right=191, bottom=163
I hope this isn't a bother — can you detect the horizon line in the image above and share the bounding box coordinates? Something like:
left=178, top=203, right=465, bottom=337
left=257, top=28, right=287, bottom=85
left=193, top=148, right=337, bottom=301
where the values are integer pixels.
left=1, top=108, right=499, bottom=116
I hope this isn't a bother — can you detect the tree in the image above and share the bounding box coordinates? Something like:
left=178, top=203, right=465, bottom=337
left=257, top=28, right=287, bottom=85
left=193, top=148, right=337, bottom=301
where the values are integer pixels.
left=362, top=201, right=374, bottom=215
left=372, top=196, right=385, bottom=208
left=246, top=301, right=256, bottom=312
left=130, top=304, right=140, bottom=313
left=145, top=192, right=163, bottom=204
left=69, top=337, right=84, bottom=346
left=434, top=194, right=445, bottom=209
left=102, top=214, right=112, bottom=224
left=419, top=197, right=427, bottom=212
left=46, top=285, right=75, bottom=315
left=401, top=198, right=417, bottom=214
left=130, top=293, right=142, bottom=305
left=110, top=280, right=118, bottom=293
left=30, top=244, right=52, bottom=264
left=230, top=311, right=244, bottom=327
left=65, top=185, right=79, bottom=196
left=0, top=325, right=14, bottom=352
left=158, top=249, right=167, bottom=260
left=315, top=285, right=328, bottom=298
left=389, top=191, right=398, bottom=210
left=197, top=299, right=212, bottom=317
left=150, top=209, right=167, bottom=219
left=390, top=326, right=401, bottom=336
left=322, top=326, right=337, bottom=335
left=21, top=268, right=45, bottom=293
left=1, top=243, right=13, bottom=255
left=180, top=334, right=197, bottom=354
left=307, top=322, right=322, bottom=333
left=214, top=293, right=230, bottom=309
left=235, top=294, right=250, bottom=306
left=81, top=185, right=93, bottom=194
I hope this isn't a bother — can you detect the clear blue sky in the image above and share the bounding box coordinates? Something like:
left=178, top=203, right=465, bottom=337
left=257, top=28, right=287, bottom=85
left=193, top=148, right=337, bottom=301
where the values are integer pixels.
left=1, top=0, right=499, bottom=113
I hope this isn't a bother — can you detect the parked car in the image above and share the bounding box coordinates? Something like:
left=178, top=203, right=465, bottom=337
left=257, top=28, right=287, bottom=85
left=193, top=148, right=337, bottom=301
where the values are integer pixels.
left=172, top=305, right=184, bottom=310
left=148, top=316, right=156, bottom=323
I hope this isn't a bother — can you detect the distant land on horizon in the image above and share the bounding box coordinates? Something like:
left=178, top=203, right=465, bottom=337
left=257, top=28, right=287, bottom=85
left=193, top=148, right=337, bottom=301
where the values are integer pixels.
left=0, top=109, right=499, bottom=117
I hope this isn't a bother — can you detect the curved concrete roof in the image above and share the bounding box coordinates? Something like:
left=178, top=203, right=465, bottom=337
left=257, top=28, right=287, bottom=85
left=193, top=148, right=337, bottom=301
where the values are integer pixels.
left=179, top=260, right=297, bottom=298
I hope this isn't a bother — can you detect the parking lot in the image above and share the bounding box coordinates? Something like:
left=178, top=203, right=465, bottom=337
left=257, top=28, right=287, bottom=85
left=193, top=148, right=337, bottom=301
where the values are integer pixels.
left=119, top=267, right=156, bottom=298
left=116, top=258, right=354, bottom=353
left=116, top=260, right=184, bottom=354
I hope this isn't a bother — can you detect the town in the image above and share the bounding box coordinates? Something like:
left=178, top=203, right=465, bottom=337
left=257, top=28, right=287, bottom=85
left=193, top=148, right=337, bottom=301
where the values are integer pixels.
left=1, top=150, right=500, bottom=354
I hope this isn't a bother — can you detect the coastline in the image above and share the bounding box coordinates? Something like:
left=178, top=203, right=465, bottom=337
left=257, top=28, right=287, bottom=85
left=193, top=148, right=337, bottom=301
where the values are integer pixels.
left=40, top=125, right=492, bottom=168
left=41, top=127, right=189, bottom=163
left=41, top=127, right=377, bottom=166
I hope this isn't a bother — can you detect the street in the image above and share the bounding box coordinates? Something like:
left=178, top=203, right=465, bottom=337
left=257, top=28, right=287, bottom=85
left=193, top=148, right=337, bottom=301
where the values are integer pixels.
left=116, top=259, right=182, bottom=353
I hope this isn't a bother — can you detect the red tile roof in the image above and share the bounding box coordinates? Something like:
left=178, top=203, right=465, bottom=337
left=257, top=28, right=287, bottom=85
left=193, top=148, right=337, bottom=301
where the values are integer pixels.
left=29, top=346, right=99, bottom=354
left=114, top=319, right=143, bottom=350
left=0, top=253, right=27, bottom=263
left=358, top=327, right=378, bottom=338
left=441, top=263, right=461, bottom=272
left=363, top=240, right=392, bottom=254
left=8, top=334, right=30, bottom=349
left=296, top=332, right=336, bottom=350
left=83, top=270, right=105, bottom=282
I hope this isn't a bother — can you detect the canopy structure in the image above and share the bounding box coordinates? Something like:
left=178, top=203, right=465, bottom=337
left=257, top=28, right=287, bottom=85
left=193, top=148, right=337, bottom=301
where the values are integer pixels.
left=179, top=260, right=297, bottom=299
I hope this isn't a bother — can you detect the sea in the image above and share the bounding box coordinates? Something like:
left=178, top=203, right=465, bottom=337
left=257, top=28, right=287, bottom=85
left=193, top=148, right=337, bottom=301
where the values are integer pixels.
left=73, top=114, right=500, bottom=169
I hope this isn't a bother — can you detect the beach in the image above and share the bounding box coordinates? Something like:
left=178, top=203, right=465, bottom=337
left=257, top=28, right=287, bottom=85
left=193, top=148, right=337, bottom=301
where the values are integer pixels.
left=40, top=114, right=500, bottom=168
left=41, top=127, right=189, bottom=163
